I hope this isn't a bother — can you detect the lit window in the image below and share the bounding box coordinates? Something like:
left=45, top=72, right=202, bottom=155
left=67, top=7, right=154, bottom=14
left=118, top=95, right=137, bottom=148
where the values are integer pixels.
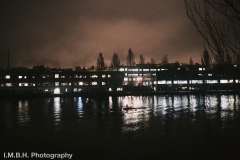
left=55, top=74, right=59, bottom=78
left=199, top=68, right=202, bottom=71
left=6, top=83, right=11, bottom=87
left=55, top=82, right=59, bottom=86
left=220, top=80, right=227, bottom=83
left=108, top=75, right=111, bottom=78
left=79, top=82, right=83, bottom=85
left=5, top=75, right=10, bottom=79
left=91, top=75, right=98, bottom=78
left=117, top=88, right=122, bottom=91
left=74, top=88, right=77, bottom=92
left=109, top=88, right=112, bottom=91
left=208, top=74, right=212, bottom=76
left=124, top=77, right=128, bottom=81
left=143, top=69, right=149, bottom=71
left=174, top=80, right=187, bottom=84
left=61, top=83, right=67, bottom=86
left=18, top=76, right=22, bottom=79
left=136, top=77, right=142, bottom=81
left=102, top=82, right=106, bottom=85
left=102, top=74, right=106, bottom=78
left=198, top=74, right=203, bottom=76
left=158, top=80, right=166, bottom=84
left=61, top=76, right=65, bottom=78
left=69, top=83, right=71, bottom=86
left=206, top=80, right=218, bottom=83
left=166, top=81, right=172, bottom=84
left=191, top=80, right=203, bottom=84
left=92, top=82, right=97, bottom=85
left=54, top=88, right=60, bottom=94
left=119, top=68, right=124, bottom=71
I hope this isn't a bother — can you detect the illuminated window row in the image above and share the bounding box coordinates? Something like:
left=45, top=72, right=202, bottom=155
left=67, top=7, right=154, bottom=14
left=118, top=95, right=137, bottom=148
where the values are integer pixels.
left=78, top=81, right=106, bottom=86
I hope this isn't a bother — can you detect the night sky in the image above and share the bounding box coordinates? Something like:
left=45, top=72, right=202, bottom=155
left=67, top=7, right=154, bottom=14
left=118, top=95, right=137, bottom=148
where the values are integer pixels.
left=0, top=0, right=203, bottom=68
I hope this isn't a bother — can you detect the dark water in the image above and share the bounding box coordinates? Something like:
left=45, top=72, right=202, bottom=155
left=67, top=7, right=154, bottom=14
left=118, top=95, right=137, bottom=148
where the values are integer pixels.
left=1, top=95, right=240, bottom=159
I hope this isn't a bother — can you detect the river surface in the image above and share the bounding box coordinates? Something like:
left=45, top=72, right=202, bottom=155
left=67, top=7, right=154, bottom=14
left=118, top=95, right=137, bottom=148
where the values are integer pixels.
left=1, top=95, right=240, bottom=159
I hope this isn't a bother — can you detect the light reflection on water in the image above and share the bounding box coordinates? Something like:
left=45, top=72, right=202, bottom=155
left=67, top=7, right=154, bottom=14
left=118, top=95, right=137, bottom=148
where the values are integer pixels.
left=2, top=95, right=239, bottom=128
left=17, top=100, right=30, bottom=126
left=1, top=94, right=239, bottom=130
left=1, top=94, right=240, bottom=159
left=54, top=97, right=61, bottom=123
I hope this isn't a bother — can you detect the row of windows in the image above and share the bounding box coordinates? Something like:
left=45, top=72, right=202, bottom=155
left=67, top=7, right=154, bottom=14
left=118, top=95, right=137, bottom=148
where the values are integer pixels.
left=3, top=74, right=113, bottom=79
left=119, top=68, right=164, bottom=71
left=157, top=79, right=239, bottom=84
left=73, top=87, right=122, bottom=92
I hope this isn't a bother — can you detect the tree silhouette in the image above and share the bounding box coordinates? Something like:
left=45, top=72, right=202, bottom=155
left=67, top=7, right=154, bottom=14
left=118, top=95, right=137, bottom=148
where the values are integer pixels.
left=201, top=48, right=212, bottom=69
left=97, top=53, right=105, bottom=70
left=75, top=66, right=81, bottom=71
left=151, top=58, right=155, bottom=64
left=139, top=54, right=145, bottom=64
left=175, top=60, right=180, bottom=66
left=189, top=58, right=194, bottom=65
left=126, top=48, right=135, bottom=66
left=161, top=54, right=168, bottom=65
left=184, top=0, right=240, bottom=64
left=111, top=53, right=120, bottom=67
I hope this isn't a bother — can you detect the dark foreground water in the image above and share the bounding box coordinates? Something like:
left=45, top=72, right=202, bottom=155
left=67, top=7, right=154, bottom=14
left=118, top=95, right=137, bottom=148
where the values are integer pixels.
left=1, top=94, right=240, bottom=159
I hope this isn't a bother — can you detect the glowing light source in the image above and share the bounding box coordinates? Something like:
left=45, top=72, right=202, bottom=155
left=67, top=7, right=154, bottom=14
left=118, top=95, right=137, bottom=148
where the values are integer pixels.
left=136, top=77, right=142, bottom=82
left=54, top=88, right=60, bottom=94
left=5, top=75, right=10, bottom=79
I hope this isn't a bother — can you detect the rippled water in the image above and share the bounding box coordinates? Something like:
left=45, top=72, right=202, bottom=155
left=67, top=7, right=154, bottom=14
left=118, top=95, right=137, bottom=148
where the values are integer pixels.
left=1, top=95, right=240, bottom=159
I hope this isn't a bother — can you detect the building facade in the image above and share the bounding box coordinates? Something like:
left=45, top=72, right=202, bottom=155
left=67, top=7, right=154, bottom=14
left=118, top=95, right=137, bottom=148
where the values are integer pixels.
left=0, top=64, right=240, bottom=95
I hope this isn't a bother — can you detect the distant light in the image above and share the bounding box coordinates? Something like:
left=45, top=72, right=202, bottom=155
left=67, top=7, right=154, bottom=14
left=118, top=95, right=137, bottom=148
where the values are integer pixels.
left=136, top=77, right=142, bottom=82
left=5, top=75, right=10, bottom=79
left=54, top=88, right=60, bottom=94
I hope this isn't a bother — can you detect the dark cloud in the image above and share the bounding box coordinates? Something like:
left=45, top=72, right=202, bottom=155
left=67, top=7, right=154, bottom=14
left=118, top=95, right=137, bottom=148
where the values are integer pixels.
left=0, top=0, right=203, bottom=68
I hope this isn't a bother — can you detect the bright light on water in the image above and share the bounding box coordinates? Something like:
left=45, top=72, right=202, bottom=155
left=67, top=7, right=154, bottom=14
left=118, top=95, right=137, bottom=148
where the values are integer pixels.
left=1, top=94, right=240, bottom=159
